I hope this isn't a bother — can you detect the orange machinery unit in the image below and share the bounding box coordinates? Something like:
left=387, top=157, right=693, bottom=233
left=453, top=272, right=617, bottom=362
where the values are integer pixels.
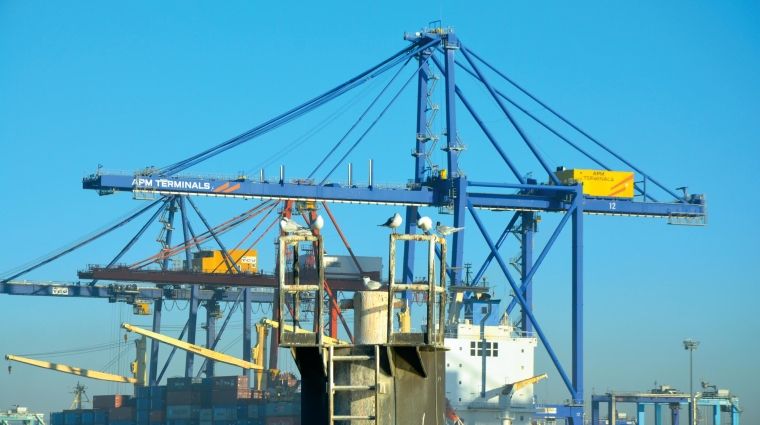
left=191, top=250, right=258, bottom=273
left=554, top=168, right=634, bottom=198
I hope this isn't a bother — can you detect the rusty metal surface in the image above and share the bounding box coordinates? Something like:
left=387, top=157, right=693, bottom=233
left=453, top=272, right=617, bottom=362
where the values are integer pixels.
left=387, top=233, right=447, bottom=347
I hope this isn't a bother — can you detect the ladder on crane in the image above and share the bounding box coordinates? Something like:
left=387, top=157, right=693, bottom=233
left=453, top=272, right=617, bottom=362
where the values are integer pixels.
left=326, top=345, right=381, bottom=424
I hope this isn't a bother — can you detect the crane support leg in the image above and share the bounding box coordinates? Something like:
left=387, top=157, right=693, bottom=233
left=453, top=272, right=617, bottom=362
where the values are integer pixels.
left=521, top=211, right=534, bottom=335
left=149, top=299, right=163, bottom=386
left=205, top=302, right=216, bottom=378
left=572, top=194, right=584, bottom=404
left=243, top=287, right=252, bottom=380
left=179, top=196, right=199, bottom=377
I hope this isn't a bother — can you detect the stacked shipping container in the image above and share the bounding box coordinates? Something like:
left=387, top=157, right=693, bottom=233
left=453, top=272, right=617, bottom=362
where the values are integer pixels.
left=49, top=376, right=299, bottom=425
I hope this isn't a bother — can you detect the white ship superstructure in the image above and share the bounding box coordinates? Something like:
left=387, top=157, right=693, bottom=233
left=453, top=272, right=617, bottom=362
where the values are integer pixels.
left=443, top=289, right=540, bottom=425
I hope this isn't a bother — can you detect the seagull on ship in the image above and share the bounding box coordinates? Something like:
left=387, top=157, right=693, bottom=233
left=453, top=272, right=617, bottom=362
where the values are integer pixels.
left=362, top=276, right=382, bottom=290
left=416, top=216, right=433, bottom=233
left=436, top=221, right=464, bottom=236
left=378, top=213, right=402, bottom=233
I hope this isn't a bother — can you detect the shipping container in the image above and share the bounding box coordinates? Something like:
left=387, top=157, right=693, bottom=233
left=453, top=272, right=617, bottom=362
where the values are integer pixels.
left=212, top=406, right=237, bottom=421
left=136, top=411, right=149, bottom=423
left=198, top=409, right=212, bottom=421
left=300, top=255, right=382, bottom=281
left=148, top=410, right=165, bottom=423
left=211, top=376, right=248, bottom=391
left=50, top=412, right=64, bottom=425
left=553, top=168, right=635, bottom=198
left=63, top=412, right=80, bottom=425
left=199, top=422, right=213, bottom=425
left=167, top=377, right=203, bottom=392
left=149, top=386, right=166, bottom=400
left=191, top=250, right=258, bottom=274
left=167, top=391, right=203, bottom=406
left=109, top=408, right=134, bottom=421
left=245, top=405, right=258, bottom=419
left=166, top=420, right=198, bottom=425
left=93, top=411, right=108, bottom=424
left=80, top=412, right=93, bottom=424
left=109, top=421, right=133, bottom=425
left=149, top=398, right=165, bottom=411
left=166, top=406, right=200, bottom=420
left=265, top=402, right=293, bottom=417
left=93, top=395, right=132, bottom=409
left=265, top=417, right=295, bottom=425
left=135, top=399, right=150, bottom=411
left=135, top=387, right=151, bottom=399
left=211, top=389, right=250, bottom=405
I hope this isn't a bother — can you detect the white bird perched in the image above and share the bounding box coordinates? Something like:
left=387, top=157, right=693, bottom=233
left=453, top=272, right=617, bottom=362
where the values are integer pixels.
left=309, top=215, right=324, bottom=232
left=436, top=221, right=464, bottom=236
left=362, top=276, right=382, bottom=290
left=416, top=216, right=433, bottom=233
left=280, top=216, right=308, bottom=234
left=378, top=213, right=403, bottom=233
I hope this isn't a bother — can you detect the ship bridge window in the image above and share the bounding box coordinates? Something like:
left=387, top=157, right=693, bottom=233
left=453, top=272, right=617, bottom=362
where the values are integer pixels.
left=470, top=341, right=499, bottom=357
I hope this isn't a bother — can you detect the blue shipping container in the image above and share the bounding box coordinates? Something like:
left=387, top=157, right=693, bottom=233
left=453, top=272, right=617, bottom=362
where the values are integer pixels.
left=50, top=412, right=64, bottom=425
left=64, top=412, right=81, bottom=425
left=136, top=411, right=149, bottom=423
left=109, top=421, right=133, bottom=425
left=93, top=411, right=108, bottom=424
left=149, top=386, right=166, bottom=400
left=135, top=387, right=151, bottom=399
left=81, top=412, right=94, bottom=424
left=149, top=399, right=165, bottom=411
left=136, top=399, right=150, bottom=411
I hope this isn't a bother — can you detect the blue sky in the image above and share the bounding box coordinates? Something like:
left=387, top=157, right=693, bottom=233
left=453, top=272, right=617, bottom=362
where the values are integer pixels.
left=1, top=2, right=758, bottom=423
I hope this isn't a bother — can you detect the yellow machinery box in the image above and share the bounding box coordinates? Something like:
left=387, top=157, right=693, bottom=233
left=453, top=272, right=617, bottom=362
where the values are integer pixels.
left=554, top=169, right=634, bottom=198
left=191, top=249, right=258, bottom=273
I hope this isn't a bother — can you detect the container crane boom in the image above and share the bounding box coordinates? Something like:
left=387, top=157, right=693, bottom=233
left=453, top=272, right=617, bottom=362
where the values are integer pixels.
left=5, top=354, right=142, bottom=385
left=122, top=323, right=262, bottom=370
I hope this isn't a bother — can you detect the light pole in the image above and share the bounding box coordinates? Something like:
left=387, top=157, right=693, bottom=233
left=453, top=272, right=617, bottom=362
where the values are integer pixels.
left=684, top=338, right=700, bottom=425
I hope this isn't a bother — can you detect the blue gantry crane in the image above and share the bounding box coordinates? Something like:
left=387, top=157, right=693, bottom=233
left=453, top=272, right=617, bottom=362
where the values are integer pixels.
left=2, top=26, right=706, bottom=424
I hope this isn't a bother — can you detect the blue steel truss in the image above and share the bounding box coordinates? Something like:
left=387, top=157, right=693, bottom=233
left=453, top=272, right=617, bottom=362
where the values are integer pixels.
left=4, top=28, right=706, bottom=424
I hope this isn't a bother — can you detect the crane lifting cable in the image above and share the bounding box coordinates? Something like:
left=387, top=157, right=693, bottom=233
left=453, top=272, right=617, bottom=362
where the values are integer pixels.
left=129, top=200, right=275, bottom=269
left=158, top=37, right=440, bottom=177
left=0, top=197, right=166, bottom=283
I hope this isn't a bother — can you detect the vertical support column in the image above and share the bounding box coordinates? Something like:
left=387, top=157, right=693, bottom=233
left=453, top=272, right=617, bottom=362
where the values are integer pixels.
left=638, top=403, right=646, bottom=425
left=179, top=196, right=198, bottom=377
left=150, top=197, right=177, bottom=386
left=732, top=404, right=739, bottom=425
left=521, top=211, right=534, bottom=335
left=571, top=191, right=584, bottom=404
left=401, top=47, right=432, bottom=309
left=655, top=403, right=663, bottom=425
left=591, top=400, right=599, bottom=425
left=671, top=406, right=680, bottom=424
left=268, top=288, right=280, bottom=372
left=608, top=396, right=616, bottom=425
left=443, top=34, right=466, bottom=289
left=149, top=299, right=163, bottom=386
left=205, top=303, right=215, bottom=378
left=243, top=287, right=252, bottom=381
left=713, top=405, right=720, bottom=425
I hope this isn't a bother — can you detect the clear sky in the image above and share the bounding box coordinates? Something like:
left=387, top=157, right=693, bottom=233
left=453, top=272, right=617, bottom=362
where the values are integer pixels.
left=1, top=2, right=758, bottom=424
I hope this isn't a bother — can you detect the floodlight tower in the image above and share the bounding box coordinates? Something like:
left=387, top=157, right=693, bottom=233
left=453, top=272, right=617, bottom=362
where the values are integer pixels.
left=684, top=338, right=700, bottom=425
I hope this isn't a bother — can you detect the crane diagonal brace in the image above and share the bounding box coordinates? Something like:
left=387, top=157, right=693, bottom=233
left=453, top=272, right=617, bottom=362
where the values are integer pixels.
left=122, top=323, right=262, bottom=370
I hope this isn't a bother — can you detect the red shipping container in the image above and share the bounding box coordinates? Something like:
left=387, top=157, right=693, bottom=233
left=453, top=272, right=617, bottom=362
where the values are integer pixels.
left=108, top=407, right=133, bottom=421
left=148, top=410, right=165, bottom=423
left=212, top=376, right=248, bottom=391
left=93, top=395, right=131, bottom=409
left=166, top=391, right=203, bottom=406
left=266, top=416, right=294, bottom=425
left=211, top=389, right=250, bottom=404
